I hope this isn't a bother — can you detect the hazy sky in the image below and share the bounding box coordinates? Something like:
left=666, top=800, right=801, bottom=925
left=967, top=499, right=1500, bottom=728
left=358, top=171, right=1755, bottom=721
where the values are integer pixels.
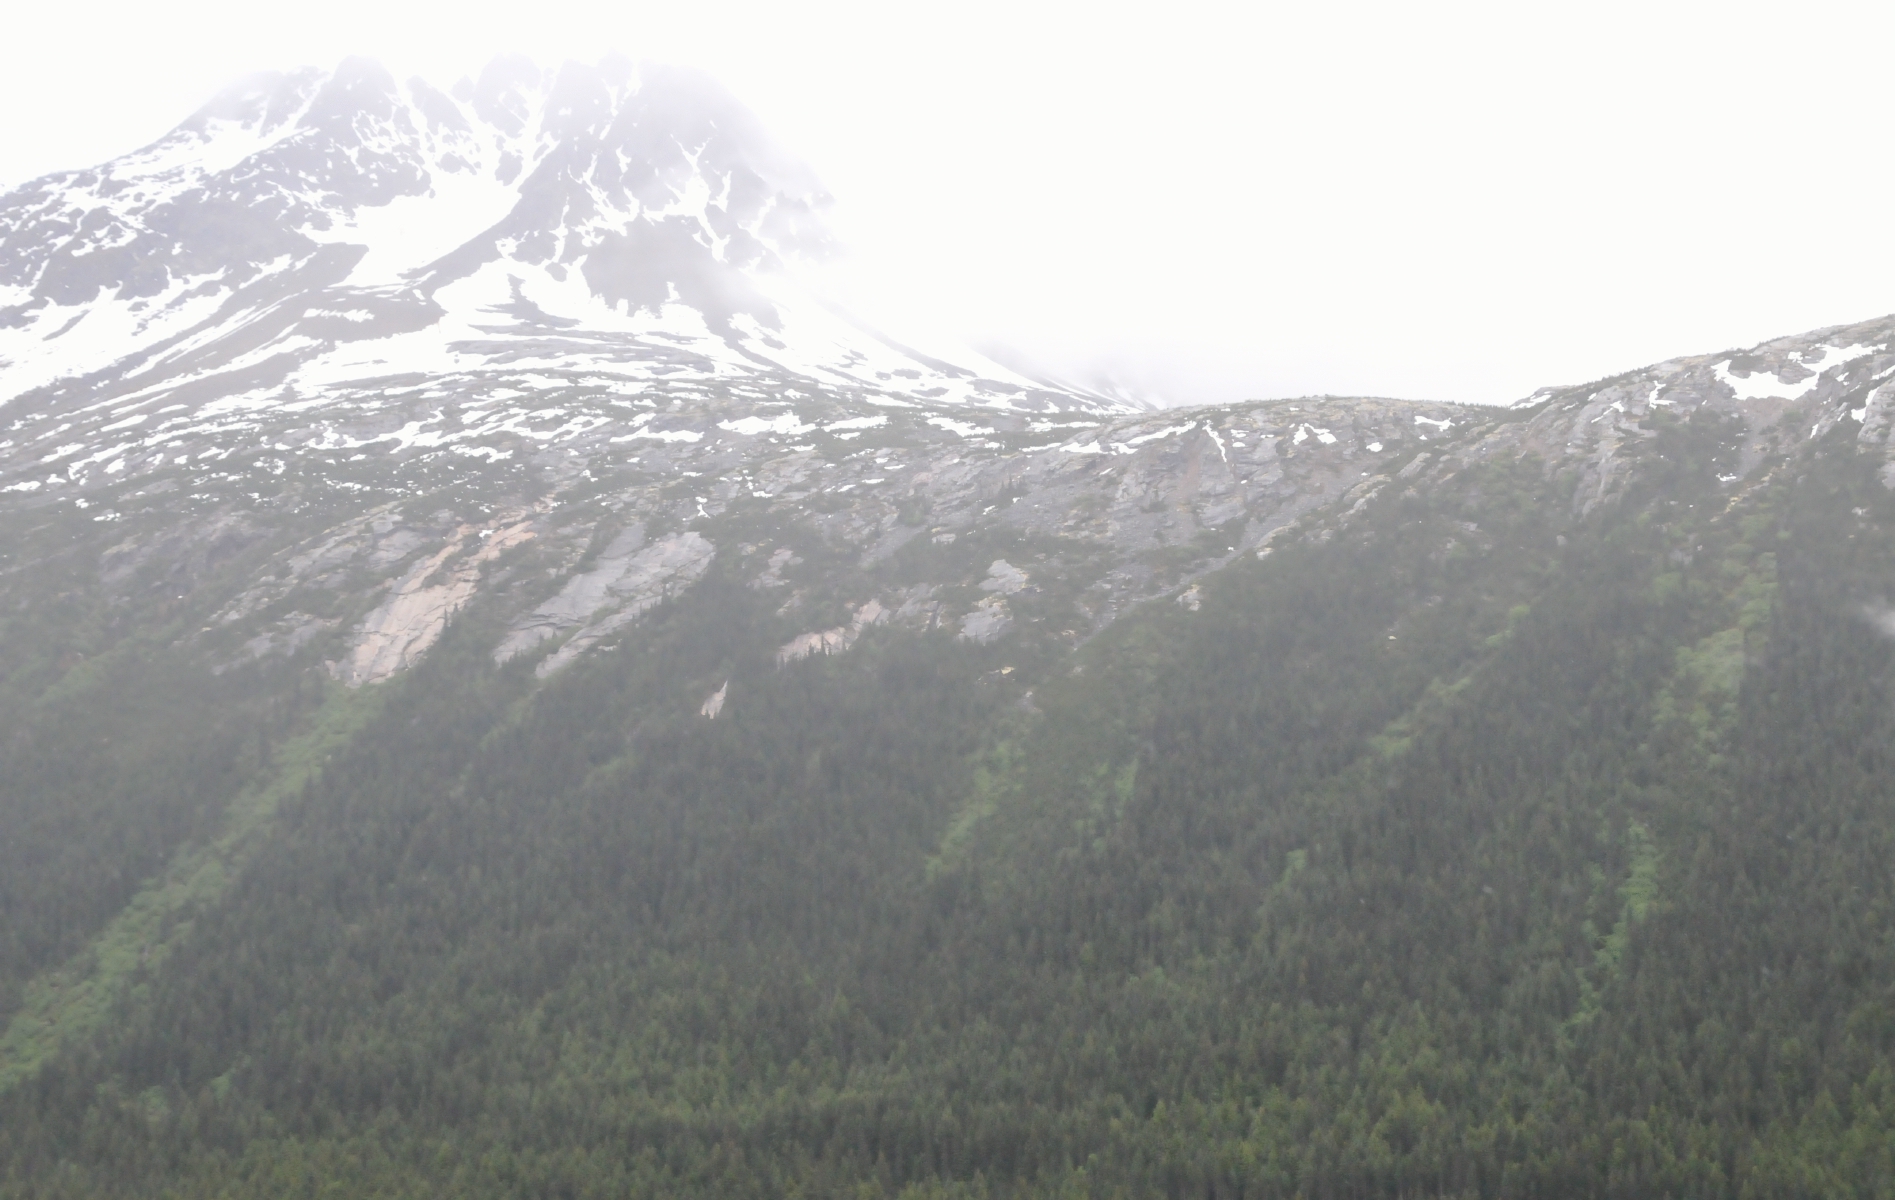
left=3, top=0, right=1889, bottom=406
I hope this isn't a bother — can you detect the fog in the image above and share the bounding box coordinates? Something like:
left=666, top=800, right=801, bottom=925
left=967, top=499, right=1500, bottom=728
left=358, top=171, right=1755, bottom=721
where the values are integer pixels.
left=3, top=0, right=1889, bottom=406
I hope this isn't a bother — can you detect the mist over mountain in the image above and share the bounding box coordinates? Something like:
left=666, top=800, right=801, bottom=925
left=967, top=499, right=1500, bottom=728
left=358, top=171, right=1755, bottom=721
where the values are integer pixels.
left=0, top=57, right=1111, bottom=431
left=3, top=57, right=1895, bottom=1199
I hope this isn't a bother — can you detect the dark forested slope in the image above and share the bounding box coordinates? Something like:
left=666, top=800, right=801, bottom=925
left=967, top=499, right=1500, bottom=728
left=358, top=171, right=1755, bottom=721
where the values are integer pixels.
left=4, top=404, right=1895, bottom=1198
left=6, top=57, right=1895, bottom=1197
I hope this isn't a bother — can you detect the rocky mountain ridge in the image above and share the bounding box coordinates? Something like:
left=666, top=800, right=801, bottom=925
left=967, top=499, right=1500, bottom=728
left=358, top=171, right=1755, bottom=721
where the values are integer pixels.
left=1, top=59, right=1893, bottom=696
left=4, top=307, right=1890, bottom=697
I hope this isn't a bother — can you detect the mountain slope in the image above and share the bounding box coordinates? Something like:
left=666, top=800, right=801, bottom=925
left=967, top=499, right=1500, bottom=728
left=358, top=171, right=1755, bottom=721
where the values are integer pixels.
left=9, top=381, right=1895, bottom=1198
left=4, top=55, right=1895, bottom=1200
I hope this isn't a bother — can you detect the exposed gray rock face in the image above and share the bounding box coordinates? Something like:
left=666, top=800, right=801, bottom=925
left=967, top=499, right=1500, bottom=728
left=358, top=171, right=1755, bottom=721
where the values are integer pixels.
left=979, top=560, right=1028, bottom=595
left=339, top=518, right=536, bottom=685
left=958, top=598, right=1013, bottom=644
left=495, top=529, right=716, bottom=674
left=1479, top=333, right=1895, bottom=512
left=959, top=560, right=1026, bottom=642
left=776, top=599, right=888, bottom=666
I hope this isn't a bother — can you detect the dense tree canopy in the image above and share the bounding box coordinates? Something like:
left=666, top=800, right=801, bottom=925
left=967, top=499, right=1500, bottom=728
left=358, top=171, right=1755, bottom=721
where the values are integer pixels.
left=3, top=415, right=1894, bottom=1197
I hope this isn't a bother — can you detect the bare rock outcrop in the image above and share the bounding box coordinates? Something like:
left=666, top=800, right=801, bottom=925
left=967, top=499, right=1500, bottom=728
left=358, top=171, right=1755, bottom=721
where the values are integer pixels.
left=495, top=529, right=717, bottom=674
left=338, top=520, right=537, bottom=686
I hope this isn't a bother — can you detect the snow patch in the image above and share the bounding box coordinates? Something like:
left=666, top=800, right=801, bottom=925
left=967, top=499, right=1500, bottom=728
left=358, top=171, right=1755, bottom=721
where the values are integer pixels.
left=719, top=412, right=814, bottom=436
left=1715, top=344, right=1876, bottom=402
left=306, top=169, right=521, bottom=289
left=928, top=416, right=994, bottom=438
left=1122, top=422, right=1196, bottom=447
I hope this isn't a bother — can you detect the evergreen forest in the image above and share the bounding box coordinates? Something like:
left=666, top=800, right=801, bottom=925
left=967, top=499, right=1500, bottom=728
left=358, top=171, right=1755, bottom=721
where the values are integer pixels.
left=4, top=411, right=1895, bottom=1198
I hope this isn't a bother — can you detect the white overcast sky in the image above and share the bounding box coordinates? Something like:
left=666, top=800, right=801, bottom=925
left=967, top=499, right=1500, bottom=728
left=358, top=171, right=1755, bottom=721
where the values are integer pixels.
left=1, top=0, right=1889, bottom=406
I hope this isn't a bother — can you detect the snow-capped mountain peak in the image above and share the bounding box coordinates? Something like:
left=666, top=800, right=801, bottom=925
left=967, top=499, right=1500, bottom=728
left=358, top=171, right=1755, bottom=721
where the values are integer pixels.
left=0, top=58, right=1124, bottom=493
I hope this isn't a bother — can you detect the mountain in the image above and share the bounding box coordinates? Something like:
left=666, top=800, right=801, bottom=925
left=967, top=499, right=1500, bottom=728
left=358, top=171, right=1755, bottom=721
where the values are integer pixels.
left=4, top=57, right=1895, bottom=1199
left=0, top=57, right=1118, bottom=455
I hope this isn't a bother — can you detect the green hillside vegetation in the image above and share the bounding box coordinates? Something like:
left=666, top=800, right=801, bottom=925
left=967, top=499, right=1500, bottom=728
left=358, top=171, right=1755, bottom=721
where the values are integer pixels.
left=5, top=412, right=1895, bottom=1196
